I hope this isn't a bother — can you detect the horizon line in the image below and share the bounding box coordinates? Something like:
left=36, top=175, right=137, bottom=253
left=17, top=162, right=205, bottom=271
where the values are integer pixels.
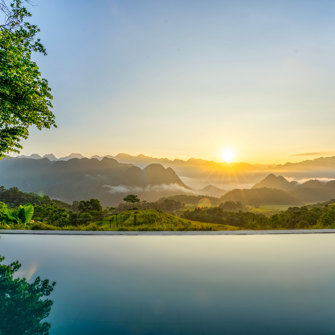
left=12, top=152, right=335, bottom=166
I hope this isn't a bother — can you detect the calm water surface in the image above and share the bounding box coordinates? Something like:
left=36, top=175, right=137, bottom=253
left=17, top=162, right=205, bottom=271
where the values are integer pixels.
left=1, top=234, right=335, bottom=334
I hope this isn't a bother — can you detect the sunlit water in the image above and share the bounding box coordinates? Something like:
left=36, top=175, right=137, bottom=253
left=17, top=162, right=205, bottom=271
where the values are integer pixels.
left=1, top=234, right=335, bottom=334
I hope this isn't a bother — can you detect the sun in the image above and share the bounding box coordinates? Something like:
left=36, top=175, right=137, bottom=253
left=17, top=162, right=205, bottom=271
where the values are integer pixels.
left=221, top=148, right=235, bottom=163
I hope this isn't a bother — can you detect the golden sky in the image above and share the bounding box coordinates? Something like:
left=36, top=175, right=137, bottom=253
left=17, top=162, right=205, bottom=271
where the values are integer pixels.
left=19, top=0, right=335, bottom=165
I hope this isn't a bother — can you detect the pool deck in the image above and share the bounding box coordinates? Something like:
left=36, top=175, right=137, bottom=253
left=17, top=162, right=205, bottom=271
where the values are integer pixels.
left=1, top=229, right=335, bottom=235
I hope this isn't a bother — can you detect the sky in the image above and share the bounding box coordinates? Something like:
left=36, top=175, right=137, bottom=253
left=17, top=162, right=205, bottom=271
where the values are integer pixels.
left=18, top=0, right=335, bottom=163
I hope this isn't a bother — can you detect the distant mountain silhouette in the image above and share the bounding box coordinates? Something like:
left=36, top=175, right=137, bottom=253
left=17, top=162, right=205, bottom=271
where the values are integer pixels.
left=280, top=156, right=335, bottom=170
left=93, top=153, right=335, bottom=186
left=59, top=153, right=85, bottom=160
left=0, top=157, right=189, bottom=205
left=107, top=153, right=335, bottom=178
left=252, top=174, right=297, bottom=191
left=250, top=174, right=335, bottom=204
left=290, top=180, right=335, bottom=203
left=91, top=155, right=103, bottom=160
left=13, top=152, right=335, bottom=189
left=17, top=153, right=42, bottom=159
left=197, top=185, right=226, bottom=197
left=221, top=187, right=300, bottom=206
left=5, top=155, right=335, bottom=206
left=43, top=153, right=57, bottom=161
left=16, top=153, right=86, bottom=161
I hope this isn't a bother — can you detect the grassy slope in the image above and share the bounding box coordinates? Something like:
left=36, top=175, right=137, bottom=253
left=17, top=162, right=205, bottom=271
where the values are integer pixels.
left=101, top=209, right=238, bottom=231
left=23, top=209, right=239, bottom=231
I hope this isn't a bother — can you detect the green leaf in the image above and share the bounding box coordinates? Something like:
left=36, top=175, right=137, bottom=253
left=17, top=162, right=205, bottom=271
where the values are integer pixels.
left=18, top=204, right=34, bottom=224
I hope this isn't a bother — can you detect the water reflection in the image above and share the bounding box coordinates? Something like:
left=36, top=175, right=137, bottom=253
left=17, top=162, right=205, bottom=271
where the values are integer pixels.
left=2, top=235, right=335, bottom=334
left=0, top=255, right=55, bottom=335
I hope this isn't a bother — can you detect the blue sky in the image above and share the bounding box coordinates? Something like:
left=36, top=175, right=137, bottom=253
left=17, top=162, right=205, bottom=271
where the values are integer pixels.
left=20, top=0, right=335, bottom=163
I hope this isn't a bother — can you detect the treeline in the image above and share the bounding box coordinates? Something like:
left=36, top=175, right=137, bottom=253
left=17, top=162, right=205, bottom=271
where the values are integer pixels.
left=182, top=202, right=335, bottom=229
left=0, top=187, right=185, bottom=229
left=0, top=186, right=52, bottom=207
left=33, top=198, right=104, bottom=228
left=0, top=186, right=74, bottom=210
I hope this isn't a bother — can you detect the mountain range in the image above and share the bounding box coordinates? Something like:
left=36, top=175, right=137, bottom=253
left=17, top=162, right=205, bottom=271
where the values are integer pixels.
left=220, top=173, right=335, bottom=205
left=250, top=173, right=335, bottom=204
left=170, top=173, right=335, bottom=206
left=0, top=157, right=191, bottom=205
left=221, top=187, right=301, bottom=206
left=15, top=153, right=335, bottom=188
left=5, top=154, right=335, bottom=207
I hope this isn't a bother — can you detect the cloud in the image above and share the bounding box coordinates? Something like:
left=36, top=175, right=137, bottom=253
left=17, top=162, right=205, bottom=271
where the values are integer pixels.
left=104, top=183, right=193, bottom=194
left=104, top=185, right=143, bottom=194
left=291, top=152, right=333, bottom=157
left=147, top=184, right=193, bottom=193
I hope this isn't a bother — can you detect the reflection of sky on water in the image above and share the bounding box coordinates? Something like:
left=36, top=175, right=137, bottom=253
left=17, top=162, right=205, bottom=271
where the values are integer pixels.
left=1, top=234, right=335, bottom=334
left=16, top=263, right=39, bottom=281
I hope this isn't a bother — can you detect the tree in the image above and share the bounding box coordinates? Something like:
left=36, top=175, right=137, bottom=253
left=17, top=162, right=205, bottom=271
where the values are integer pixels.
left=0, top=255, right=55, bottom=334
left=78, top=199, right=102, bottom=213
left=0, top=0, right=56, bottom=158
left=123, top=194, right=140, bottom=204
left=157, top=199, right=182, bottom=213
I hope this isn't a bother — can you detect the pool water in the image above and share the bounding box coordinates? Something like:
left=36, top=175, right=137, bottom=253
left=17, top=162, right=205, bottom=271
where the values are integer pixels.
left=1, top=234, right=335, bottom=334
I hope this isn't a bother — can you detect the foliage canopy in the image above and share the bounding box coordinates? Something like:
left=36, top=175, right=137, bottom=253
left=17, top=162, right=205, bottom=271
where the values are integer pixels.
left=123, top=194, right=140, bottom=204
left=0, top=0, right=56, bottom=158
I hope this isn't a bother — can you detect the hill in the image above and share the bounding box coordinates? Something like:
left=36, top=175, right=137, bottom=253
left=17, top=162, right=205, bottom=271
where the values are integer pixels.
left=252, top=174, right=297, bottom=191
left=252, top=174, right=335, bottom=204
left=16, top=152, right=335, bottom=188
left=291, top=181, right=335, bottom=203
left=196, top=185, right=226, bottom=197
left=86, top=153, right=335, bottom=184
left=221, top=187, right=300, bottom=206
left=0, top=157, right=189, bottom=205
left=103, top=209, right=237, bottom=231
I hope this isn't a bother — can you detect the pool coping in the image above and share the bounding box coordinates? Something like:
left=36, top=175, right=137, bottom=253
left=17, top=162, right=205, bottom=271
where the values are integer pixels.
left=1, top=229, right=335, bottom=235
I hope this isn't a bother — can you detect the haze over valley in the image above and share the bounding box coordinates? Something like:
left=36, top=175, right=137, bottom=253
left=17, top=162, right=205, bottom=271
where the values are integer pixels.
left=3, top=153, right=335, bottom=207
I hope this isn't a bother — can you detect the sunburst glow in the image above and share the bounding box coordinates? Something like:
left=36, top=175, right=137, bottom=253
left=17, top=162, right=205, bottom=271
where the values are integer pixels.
left=221, top=149, right=235, bottom=163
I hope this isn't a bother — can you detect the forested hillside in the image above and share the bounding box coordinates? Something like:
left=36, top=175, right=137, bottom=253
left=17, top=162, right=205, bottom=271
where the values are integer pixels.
left=0, top=157, right=189, bottom=205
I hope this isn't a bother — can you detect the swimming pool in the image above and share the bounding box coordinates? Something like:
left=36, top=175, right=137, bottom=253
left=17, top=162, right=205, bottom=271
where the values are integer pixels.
left=1, top=234, right=335, bottom=334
